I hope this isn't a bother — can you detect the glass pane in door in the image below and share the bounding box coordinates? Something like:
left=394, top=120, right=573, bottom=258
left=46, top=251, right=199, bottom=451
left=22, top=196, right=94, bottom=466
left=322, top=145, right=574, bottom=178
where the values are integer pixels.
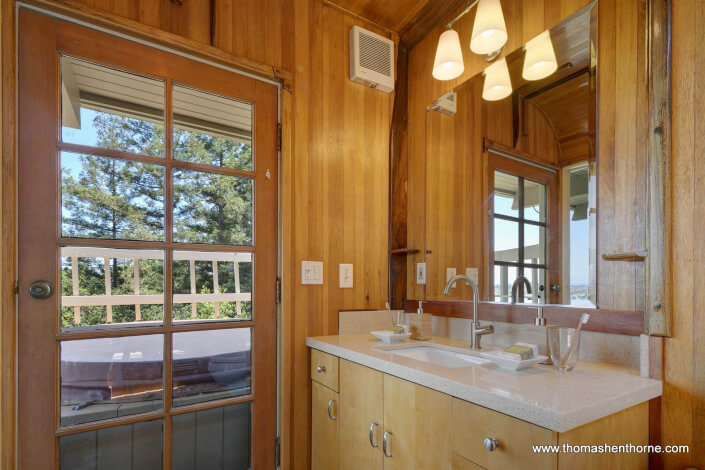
left=172, top=85, right=253, bottom=171
left=61, top=56, right=165, bottom=157
left=60, top=335, right=164, bottom=427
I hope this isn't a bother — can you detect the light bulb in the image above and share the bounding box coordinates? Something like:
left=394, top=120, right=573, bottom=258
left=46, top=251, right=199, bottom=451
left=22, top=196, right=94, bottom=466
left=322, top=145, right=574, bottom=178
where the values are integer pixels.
left=470, top=0, right=508, bottom=55
left=522, top=30, right=558, bottom=81
left=482, top=57, right=512, bottom=101
left=433, top=29, right=465, bottom=80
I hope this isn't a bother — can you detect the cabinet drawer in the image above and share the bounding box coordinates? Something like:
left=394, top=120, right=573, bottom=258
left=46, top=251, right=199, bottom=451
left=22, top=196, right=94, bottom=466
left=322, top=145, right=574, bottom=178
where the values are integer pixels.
left=311, top=349, right=339, bottom=391
left=453, top=454, right=486, bottom=470
left=451, top=398, right=557, bottom=470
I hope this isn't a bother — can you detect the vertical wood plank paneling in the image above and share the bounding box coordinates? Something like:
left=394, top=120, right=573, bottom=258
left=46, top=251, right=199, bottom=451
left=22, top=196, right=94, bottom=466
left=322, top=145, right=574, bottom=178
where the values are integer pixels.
left=288, top=1, right=393, bottom=468
left=665, top=0, right=698, bottom=468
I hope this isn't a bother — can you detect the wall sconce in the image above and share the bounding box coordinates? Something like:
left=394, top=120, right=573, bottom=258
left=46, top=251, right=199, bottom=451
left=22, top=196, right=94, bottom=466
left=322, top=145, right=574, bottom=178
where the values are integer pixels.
left=432, top=0, right=508, bottom=83
left=470, top=0, right=508, bottom=59
left=482, top=57, right=512, bottom=101
left=522, top=30, right=558, bottom=81
left=432, top=29, right=465, bottom=80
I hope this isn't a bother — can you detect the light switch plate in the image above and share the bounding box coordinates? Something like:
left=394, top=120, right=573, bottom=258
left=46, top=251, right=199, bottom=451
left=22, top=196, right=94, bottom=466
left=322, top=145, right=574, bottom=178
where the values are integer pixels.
left=466, top=267, right=478, bottom=286
left=339, top=264, right=353, bottom=288
left=301, top=261, right=323, bottom=285
left=416, top=263, right=426, bottom=284
left=446, top=267, right=457, bottom=287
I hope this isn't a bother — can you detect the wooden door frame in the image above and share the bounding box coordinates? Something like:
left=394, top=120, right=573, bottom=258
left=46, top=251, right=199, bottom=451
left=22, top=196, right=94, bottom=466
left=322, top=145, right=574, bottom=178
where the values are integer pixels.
left=486, top=150, right=561, bottom=305
left=6, top=6, right=284, bottom=469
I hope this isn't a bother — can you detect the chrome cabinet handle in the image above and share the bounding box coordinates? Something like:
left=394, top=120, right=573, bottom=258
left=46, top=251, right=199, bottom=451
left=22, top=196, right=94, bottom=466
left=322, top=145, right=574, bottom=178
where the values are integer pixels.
left=316, top=365, right=326, bottom=373
left=327, top=399, right=337, bottom=421
left=383, top=430, right=393, bottom=457
left=483, top=437, right=499, bottom=452
left=368, top=422, right=379, bottom=448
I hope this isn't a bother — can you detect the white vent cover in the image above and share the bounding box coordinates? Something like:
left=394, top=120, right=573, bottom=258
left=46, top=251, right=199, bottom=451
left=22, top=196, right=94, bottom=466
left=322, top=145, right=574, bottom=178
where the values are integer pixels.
left=349, top=26, right=395, bottom=93
left=431, top=91, right=457, bottom=116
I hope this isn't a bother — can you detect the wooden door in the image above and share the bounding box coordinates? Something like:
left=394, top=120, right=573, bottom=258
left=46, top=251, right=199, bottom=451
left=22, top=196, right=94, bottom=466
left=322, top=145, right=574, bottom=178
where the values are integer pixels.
left=17, top=9, right=278, bottom=469
left=311, top=381, right=339, bottom=470
left=382, top=375, right=453, bottom=470
left=339, top=360, right=384, bottom=470
left=487, top=152, right=561, bottom=304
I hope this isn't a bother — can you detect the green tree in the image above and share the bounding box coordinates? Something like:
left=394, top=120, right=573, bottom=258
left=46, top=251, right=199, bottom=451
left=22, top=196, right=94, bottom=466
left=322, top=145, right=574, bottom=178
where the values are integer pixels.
left=61, top=112, right=253, bottom=328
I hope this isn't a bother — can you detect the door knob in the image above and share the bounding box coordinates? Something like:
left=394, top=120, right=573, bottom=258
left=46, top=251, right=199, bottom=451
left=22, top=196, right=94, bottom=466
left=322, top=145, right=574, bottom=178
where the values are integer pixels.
left=29, top=281, right=53, bottom=299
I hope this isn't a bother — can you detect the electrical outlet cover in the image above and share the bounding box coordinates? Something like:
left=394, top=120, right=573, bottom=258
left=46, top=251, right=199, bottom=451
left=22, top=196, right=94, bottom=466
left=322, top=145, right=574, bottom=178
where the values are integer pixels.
left=416, top=263, right=427, bottom=284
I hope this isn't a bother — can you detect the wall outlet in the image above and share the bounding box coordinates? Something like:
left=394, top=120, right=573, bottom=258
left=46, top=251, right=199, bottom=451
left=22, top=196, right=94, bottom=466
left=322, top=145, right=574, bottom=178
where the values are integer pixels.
left=446, top=267, right=457, bottom=287
left=301, top=261, right=323, bottom=285
left=466, top=267, right=478, bottom=286
left=339, top=264, right=353, bottom=288
left=416, top=263, right=427, bottom=284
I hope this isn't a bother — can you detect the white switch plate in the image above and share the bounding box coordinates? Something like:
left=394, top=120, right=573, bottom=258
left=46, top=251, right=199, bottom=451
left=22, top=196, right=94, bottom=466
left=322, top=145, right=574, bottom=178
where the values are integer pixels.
left=339, top=264, right=353, bottom=288
left=466, top=267, right=478, bottom=285
left=416, top=263, right=426, bottom=284
left=446, top=267, right=457, bottom=287
left=301, top=261, right=323, bottom=285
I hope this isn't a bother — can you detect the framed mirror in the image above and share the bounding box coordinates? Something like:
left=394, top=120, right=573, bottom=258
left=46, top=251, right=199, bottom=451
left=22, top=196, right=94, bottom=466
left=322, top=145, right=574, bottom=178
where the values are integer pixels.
left=421, top=3, right=597, bottom=307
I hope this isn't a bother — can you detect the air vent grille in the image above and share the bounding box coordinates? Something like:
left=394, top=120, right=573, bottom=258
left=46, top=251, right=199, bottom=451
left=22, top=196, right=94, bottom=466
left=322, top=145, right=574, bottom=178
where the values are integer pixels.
left=358, top=31, right=392, bottom=77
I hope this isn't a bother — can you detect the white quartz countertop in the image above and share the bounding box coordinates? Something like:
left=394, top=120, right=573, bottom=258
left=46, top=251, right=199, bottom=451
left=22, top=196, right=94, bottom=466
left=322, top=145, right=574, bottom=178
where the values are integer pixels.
left=306, top=334, right=662, bottom=432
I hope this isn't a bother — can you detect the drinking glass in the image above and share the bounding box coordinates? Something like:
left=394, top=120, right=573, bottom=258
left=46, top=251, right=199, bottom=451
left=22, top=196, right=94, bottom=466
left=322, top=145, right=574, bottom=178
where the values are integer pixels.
left=547, top=326, right=581, bottom=371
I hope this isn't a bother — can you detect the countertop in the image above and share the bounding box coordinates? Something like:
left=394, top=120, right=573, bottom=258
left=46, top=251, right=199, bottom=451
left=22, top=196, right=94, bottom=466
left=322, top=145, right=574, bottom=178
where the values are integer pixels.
left=306, top=334, right=662, bottom=432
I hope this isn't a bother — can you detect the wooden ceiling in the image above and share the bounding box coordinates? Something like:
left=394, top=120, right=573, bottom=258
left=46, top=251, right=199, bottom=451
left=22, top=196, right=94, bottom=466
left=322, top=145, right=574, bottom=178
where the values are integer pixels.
left=326, top=0, right=432, bottom=32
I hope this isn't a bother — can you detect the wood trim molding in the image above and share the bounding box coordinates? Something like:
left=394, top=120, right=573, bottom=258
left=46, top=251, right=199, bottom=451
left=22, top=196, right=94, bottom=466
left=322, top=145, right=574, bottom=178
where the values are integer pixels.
left=404, top=299, right=646, bottom=336
left=1, top=0, right=17, bottom=467
left=645, top=0, right=672, bottom=336
left=19, top=0, right=293, bottom=89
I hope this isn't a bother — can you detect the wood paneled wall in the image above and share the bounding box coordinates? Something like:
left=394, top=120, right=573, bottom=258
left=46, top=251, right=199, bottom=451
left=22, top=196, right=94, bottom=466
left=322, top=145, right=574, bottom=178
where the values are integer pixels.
left=664, top=0, right=705, bottom=467
left=286, top=1, right=393, bottom=468
left=407, top=0, right=591, bottom=300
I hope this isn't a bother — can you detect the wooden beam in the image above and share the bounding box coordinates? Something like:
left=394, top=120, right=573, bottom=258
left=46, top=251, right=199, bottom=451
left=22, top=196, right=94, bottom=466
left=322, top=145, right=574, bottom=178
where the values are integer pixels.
left=646, top=0, right=672, bottom=336
left=398, top=0, right=468, bottom=49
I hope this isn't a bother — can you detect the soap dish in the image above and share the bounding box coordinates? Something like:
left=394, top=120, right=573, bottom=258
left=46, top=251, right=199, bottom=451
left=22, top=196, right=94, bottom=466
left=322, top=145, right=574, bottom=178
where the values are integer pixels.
left=371, top=330, right=412, bottom=344
left=480, top=350, right=547, bottom=371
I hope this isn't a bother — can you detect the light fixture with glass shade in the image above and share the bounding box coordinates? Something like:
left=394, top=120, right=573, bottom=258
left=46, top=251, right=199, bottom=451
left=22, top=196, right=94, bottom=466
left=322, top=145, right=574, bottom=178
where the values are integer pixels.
left=432, top=29, right=465, bottom=81
left=470, top=0, right=508, bottom=59
left=522, top=30, right=558, bottom=81
left=482, top=57, right=512, bottom=101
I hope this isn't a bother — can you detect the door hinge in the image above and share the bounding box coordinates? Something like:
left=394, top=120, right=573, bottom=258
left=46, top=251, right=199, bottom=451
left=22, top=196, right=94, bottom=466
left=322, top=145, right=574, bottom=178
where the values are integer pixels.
left=275, top=436, right=281, bottom=468
left=13, top=280, right=19, bottom=294
left=276, top=122, right=282, bottom=152
left=276, top=277, right=282, bottom=304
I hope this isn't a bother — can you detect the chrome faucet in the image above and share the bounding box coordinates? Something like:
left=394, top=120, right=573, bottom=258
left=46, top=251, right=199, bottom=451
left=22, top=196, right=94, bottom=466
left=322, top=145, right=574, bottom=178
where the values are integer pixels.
left=511, top=276, right=532, bottom=304
left=443, top=275, right=494, bottom=350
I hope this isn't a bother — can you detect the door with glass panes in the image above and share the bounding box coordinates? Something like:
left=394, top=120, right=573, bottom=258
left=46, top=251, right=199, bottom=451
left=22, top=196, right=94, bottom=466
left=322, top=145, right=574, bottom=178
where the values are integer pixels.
left=17, top=9, right=277, bottom=469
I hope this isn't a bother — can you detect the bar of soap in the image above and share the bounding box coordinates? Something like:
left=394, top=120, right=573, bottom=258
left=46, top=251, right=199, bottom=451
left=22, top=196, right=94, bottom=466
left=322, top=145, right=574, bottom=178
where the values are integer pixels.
left=502, top=344, right=534, bottom=360
left=385, top=325, right=405, bottom=334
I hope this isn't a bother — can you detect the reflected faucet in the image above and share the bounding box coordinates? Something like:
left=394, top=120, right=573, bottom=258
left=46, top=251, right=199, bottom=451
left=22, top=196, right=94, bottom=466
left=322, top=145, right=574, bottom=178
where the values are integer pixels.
left=511, top=276, right=532, bottom=304
left=443, top=275, right=494, bottom=350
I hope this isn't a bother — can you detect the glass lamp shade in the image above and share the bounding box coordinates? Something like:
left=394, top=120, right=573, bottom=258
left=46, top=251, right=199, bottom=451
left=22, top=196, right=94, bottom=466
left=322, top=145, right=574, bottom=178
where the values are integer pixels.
left=522, top=30, right=558, bottom=80
left=482, top=58, right=512, bottom=101
left=432, top=29, right=465, bottom=80
left=470, top=0, right=508, bottom=55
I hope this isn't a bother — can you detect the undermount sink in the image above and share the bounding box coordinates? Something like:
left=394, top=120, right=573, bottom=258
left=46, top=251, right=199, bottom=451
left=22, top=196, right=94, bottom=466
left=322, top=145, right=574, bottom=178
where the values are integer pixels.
left=388, top=346, right=492, bottom=368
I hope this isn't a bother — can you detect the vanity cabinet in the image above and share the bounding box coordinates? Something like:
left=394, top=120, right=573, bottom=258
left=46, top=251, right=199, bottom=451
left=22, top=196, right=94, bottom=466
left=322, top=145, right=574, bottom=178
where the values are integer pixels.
left=338, top=360, right=453, bottom=470
left=312, top=351, right=651, bottom=470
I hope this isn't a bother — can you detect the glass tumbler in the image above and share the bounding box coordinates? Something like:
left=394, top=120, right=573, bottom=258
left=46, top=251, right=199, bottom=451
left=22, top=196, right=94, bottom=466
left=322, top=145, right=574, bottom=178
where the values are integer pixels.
left=547, top=326, right=581, bottom=372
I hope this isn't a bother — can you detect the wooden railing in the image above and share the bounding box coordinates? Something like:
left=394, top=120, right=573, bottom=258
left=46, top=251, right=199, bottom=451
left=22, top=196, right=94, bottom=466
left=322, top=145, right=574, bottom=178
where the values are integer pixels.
left=61, top=246, right=252, bottom=324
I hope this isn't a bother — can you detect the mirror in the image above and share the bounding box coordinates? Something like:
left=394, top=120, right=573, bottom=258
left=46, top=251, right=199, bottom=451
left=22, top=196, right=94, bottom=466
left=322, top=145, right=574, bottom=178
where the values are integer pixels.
left=423, top=4, right=596, bottom=306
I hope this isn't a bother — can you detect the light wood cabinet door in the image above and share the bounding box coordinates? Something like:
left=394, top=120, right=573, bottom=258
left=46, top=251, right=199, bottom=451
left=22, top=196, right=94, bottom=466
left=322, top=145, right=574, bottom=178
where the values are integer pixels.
left=453, top=454, right=486, bottom=470
left=382, top=375, right=453, bottom=470
left=312, top=381, right=339, bottom=470
left=452, top=398, right=558, bottom=470
left=339, top=360, right=384, bottom=470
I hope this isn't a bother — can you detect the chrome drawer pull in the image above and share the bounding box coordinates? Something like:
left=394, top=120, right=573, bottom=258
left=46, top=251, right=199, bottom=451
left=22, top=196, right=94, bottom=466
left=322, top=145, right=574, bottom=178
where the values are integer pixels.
left=484, top=437, right=499, bottom=452
left=369, top=422, right=379, bottom=448
left=383, top=430, right=393, bottom=457
left=316, top=365, right=326, bottom=373
left=327, top=399, right=337, bottom=421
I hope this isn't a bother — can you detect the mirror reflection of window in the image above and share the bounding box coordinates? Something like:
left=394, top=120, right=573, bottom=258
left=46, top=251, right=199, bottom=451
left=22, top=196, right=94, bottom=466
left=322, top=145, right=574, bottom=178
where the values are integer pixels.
left=492, top=170, right=547, bottom=303
left=562, top=163, right=596, bottom=306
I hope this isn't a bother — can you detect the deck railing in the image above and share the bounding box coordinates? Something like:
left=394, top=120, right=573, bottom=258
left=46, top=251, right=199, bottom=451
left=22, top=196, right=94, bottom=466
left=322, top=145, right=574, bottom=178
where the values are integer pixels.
left=61, top=246, right=252, bottom=324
